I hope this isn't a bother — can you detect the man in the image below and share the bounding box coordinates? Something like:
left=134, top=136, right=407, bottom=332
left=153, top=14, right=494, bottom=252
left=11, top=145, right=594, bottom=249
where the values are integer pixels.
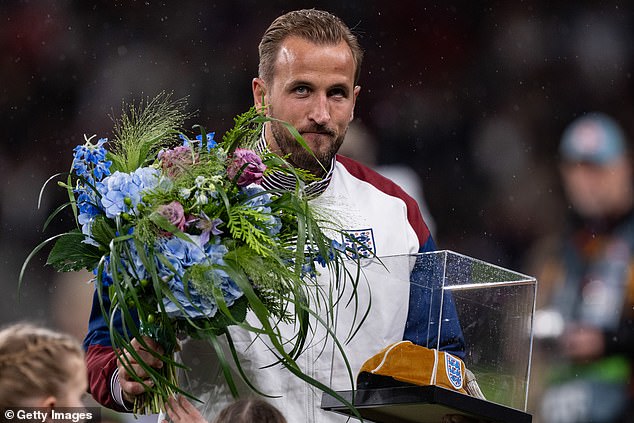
left=84, top=9, right=464, bottom=422
left=532, top=113, right=634, bottom=423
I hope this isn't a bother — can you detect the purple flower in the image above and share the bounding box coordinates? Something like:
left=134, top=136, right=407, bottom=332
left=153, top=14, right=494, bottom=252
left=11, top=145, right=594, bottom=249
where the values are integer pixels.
left=156, top=201, right=187, bottom=232
left=227, top=148, right=266, bottom=187
left=159, top=146, right=197, bottom=178
left=189, top=211, right=223, bottom=246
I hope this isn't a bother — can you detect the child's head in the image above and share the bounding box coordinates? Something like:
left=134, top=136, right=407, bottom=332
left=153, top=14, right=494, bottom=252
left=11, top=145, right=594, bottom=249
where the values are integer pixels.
left=212, top=398, right=287, bottom=423
left=0, top=322, right=86, bottom=408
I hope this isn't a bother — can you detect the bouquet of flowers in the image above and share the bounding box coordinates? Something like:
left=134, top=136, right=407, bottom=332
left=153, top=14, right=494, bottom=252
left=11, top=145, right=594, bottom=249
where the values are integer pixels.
left=21, top=94, right=364, bottom=415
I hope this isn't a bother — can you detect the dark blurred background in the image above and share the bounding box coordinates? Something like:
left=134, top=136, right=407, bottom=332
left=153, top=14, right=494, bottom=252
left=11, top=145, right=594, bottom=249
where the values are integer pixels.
left=1, top=0, right=633, bottom=417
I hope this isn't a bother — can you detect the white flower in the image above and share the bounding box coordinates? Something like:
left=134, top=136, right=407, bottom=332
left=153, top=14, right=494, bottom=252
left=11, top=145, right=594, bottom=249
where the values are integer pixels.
left=179, top=187, right=192, bottom=199
left=195, top=192, right=209, bottom=205
left=195, top=175, right=206, bottom=188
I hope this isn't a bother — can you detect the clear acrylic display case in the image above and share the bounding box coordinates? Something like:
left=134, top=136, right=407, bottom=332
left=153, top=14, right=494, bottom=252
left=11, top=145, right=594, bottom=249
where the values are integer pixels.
left=324, top=250, right=537, bottom=419
left=410, top=250, right=537, bottom=411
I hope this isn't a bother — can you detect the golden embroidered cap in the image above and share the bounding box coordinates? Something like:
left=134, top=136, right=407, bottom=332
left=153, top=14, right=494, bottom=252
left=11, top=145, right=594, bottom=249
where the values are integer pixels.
left=357, top=341, right=467, bottom=393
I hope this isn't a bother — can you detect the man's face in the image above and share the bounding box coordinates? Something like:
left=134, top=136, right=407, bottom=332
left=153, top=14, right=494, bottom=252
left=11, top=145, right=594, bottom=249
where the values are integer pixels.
left=253, top=36, right=360, bottom=176
left=560, top=156, right=633, bottom=218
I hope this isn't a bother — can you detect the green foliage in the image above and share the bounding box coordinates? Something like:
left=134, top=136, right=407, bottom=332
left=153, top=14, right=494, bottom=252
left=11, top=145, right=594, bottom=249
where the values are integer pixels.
left=47, top=231, right=102, bottom=271
left=226, top=205, right=277, bottom=256
left=90, top=215, right=118, bottom=247
left=185, top=264, right=223, bottom=299
left=222, top=107, right=266, bottom=153
left=227, top=245, right=295, bottom=294
left=109, top=92, right=189, bottom=173
left=189, top=296, right=249, bottom=337
left=133, top=215, right=162, bottom=247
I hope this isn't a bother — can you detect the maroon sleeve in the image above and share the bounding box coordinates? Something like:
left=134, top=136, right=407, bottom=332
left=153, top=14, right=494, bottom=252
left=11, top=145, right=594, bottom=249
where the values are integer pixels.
left=85, top=344, right=128, bottom=412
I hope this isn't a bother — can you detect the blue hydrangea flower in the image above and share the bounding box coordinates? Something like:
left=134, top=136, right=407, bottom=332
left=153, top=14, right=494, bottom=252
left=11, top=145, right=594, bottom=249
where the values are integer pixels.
left=242, top=184, right=281, bottom=235
left=160, top=236, right=243, bottom=319
left=93, top=238, right=151, bottom=287
left=163, top=277, right=218, bottom=319
left=207, top=239, right=243, bottom=307
left=158, top=236, right=207, bottom=271
left=97, top=167, right=160, bottom=218
left=205, top=239, right=229, bottom=271
left=218, top=276, right=243, bottom=307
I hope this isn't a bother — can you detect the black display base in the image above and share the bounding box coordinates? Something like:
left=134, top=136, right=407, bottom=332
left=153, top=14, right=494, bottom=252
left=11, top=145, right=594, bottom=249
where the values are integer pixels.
left=321, top=385, right=532, bottom=423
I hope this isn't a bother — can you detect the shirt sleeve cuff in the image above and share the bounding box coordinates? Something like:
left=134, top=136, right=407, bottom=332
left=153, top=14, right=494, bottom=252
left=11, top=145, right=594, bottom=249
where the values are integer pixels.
left=111, top=367, right=131, bottom=411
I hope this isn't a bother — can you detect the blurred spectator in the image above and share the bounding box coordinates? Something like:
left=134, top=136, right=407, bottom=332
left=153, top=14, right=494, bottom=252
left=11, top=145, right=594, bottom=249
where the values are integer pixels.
left=0, top=322, right=86, bottom=408
left=0, top=321, right=129, bottom=422
left=528, top=113, right=634, bottom=423
left=162, top=396, right=287, bottom=423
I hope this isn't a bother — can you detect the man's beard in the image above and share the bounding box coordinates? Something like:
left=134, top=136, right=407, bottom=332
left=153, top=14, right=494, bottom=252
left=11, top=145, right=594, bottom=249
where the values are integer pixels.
left=269, top=119, right=345, bottom=177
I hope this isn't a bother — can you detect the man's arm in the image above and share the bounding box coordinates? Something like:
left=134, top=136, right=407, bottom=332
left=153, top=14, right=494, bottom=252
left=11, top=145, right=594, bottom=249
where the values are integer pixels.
left=84, top=287, right=167, bottom=411
left=403, top=235, right=467, bottom=359
left=83, top=288, right=130, bottom=412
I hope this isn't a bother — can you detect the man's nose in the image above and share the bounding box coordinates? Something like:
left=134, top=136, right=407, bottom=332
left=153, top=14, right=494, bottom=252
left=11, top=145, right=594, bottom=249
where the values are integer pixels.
left=308, top=94, right=330, bottom=126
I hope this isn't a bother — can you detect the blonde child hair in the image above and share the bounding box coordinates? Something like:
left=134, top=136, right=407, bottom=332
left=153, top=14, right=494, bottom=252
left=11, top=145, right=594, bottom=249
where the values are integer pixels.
left=0, top=322, right=85, bottom=407
left=212, top=398, right=287, bottom=423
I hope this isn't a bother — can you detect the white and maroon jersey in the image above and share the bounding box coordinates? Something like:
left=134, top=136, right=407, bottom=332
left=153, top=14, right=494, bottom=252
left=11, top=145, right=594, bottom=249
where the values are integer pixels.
left=84, top=153, right=464, bottom=423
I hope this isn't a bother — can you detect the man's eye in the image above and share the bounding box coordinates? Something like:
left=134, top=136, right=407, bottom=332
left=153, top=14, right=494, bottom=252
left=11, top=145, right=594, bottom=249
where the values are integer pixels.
left=329, top=88, right=347, bottom=98
left=294, top=86, right=309, bottom=95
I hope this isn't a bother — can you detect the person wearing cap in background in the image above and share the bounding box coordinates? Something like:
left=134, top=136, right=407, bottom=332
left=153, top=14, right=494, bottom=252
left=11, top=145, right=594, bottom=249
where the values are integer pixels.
left=527, top=113, right=634, bottom=423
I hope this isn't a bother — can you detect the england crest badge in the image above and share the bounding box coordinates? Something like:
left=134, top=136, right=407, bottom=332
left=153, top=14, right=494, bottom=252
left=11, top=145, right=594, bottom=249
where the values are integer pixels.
left=445, top=353, right=464, bottom=390
left=341, top=229, right=375, bottom=259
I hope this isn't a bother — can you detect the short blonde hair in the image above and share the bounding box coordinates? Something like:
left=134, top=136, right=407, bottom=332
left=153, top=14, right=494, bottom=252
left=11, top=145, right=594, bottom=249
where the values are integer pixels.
left=0, top=323, right=84, bottom=407
left=258, top=9, right=364, bottom=85
left=212, top=398, right=287, bottom=423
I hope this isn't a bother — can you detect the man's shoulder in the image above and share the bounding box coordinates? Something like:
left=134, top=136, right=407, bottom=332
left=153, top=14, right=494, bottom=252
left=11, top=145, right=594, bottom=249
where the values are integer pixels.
left=334, top=154, right=408, bottom=196
left=334, top=154, right=431, bottom=248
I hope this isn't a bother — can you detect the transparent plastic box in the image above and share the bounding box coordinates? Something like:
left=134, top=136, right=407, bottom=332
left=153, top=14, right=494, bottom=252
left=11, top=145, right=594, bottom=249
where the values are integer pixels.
left=325, top=251, right=537, bottom=414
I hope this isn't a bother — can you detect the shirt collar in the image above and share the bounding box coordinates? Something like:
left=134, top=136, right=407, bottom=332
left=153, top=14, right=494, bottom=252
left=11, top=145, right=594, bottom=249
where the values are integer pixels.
left=256, top=130, right=334, bottom=198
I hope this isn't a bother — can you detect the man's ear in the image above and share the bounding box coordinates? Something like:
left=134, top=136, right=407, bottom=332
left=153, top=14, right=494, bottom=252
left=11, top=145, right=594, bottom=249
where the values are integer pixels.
left=252, top=78, right=267, bottom=112
left=350, top=85, right=361, bottom=122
